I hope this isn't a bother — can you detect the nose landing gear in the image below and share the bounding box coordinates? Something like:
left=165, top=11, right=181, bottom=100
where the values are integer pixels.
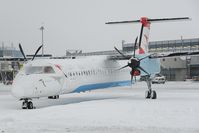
left=21, top=99, right=35, bottom=109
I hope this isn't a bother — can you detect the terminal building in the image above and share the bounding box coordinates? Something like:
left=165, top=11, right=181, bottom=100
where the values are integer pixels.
left=0, top=44, right=23, bottom=84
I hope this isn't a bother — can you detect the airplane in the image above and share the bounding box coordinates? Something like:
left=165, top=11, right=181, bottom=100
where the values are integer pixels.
left=11, top=17, right=196, bottom=109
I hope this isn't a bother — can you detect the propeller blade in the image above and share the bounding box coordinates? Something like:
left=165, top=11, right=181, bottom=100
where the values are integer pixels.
left=133, top=36, right=138, bottom=58
left=114, top=46, right=130, bottom=59
left=138, top=66, right=150, bottom=75
left=138, top=24, right=144, bottom=48
left=32, top=45, right=42, bottom=61
left=19, top=43, right=27, bottom=61
left=131, top=69, right=135, bottom=84
left=118, top=64, right=129, bottom=70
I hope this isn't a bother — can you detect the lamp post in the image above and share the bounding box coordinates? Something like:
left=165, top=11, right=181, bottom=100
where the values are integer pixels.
left=40, top=26, right=44, bottom=57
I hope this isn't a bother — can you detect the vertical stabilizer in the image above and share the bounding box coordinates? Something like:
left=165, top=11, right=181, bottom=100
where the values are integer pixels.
left=137, top=17, right=151, bottom=54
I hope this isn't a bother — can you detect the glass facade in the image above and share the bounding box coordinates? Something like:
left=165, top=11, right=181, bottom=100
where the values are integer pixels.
left=0, top=48, right=22, bottom=58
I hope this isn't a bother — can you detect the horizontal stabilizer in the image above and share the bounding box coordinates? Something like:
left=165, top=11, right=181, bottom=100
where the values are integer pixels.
left=106, top=17, right=190, bottom=24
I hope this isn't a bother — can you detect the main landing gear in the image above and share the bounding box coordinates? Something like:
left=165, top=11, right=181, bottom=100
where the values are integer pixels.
left=145, top=75, right=157, bottom=99
left=21, top=99, right=35, bottom=109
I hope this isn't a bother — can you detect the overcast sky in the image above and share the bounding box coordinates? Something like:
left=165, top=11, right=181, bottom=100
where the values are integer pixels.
left=0, top=0, right=198, bottom=56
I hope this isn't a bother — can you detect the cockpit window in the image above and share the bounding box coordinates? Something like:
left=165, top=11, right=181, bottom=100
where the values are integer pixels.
left=25, top=66, right=55, bottom=75
left=44, top=66, right=55, bottom=73
left=25, top=66, right=43, bottom=75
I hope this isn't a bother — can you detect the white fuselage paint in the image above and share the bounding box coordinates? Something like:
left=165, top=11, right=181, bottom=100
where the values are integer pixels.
left=11, top=55, right=160, bottom=100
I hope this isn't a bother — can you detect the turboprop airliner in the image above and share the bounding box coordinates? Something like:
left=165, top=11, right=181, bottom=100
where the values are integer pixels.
left=11, top=17, right=197, bottom=109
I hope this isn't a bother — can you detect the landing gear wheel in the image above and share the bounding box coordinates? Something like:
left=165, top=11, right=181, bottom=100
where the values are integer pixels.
left=22, top=101, right=28, bottom=109
left=151, top=90, right=157, bottom=99
left=145, top=90, right=151, bottom=99
left=27, top=101, right=34, bottom=109
left=22, top=99, right=34, bottom=109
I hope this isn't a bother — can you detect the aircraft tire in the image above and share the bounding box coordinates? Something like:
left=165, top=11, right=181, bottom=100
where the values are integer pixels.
left=145, top=90, right=150, bottom=99
left=22, top=101, right=28, bottom=109
left=27, top=101, right=34, bottom=109
left=151, top=90, right=157, bottom=99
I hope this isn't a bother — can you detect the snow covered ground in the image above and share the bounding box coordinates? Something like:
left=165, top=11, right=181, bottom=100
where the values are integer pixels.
left=0, top=81, right=199, bottom=133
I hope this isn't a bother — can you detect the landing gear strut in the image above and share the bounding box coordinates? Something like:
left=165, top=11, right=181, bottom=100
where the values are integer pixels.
left=145, top=75, right=157, bottom=99
left=21, top=99, right=34, bottom=109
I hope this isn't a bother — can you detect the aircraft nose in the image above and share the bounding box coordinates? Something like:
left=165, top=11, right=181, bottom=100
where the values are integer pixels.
left=11, top=76, right=35, bottom=99
left=11, top=84, right=24, bottom=98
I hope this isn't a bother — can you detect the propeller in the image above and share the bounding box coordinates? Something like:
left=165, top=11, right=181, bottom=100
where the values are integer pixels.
left=115, top=37, right=150, bottom=84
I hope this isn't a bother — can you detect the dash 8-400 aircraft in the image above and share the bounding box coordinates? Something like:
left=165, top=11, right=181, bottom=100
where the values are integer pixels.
left=12, top=17, right=196, bottom=109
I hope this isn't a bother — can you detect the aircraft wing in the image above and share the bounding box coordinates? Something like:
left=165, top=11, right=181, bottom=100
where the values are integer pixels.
left=149, top=51, right=199, bottom=59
